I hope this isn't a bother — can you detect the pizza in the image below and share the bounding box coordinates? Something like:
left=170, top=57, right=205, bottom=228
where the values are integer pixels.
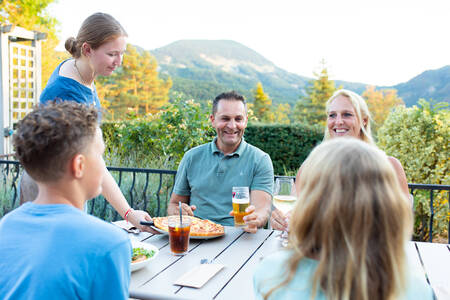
left=152, top=216, right=225, bottom=237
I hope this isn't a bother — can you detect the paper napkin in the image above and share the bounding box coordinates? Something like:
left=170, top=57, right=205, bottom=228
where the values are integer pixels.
left=174, top=263, right=225, bottom=288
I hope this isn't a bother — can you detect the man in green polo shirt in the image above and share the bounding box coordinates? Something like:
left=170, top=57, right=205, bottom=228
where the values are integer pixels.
left=168, top=91, right=274, bottom=233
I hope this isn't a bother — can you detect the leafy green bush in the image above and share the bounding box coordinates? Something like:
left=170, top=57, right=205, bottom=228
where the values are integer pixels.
left=377, top=99, right=449, bottom=241
left=101, top=95, right=215, bottom=169
left=245, top=124, right=323, bottom=175
left=103, top=118, right=323, bottom=175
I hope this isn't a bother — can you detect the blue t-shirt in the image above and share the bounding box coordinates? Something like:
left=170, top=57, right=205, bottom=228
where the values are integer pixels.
left=40, top=59, right=101, bottom=111
left=253, top=250, right=434, bottom=300
left=173, top=138, right=274, bottom=225
left=0, top=202, right=131, bottom=300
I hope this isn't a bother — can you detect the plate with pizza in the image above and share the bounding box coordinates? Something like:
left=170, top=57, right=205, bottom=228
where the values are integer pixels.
left=149, top=216, right=225, bottom=239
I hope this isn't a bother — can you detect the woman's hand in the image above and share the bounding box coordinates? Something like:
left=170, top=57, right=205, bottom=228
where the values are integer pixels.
left=270, top=208, right=289, bottom=231
left=127, top=209, right=160, bottom=234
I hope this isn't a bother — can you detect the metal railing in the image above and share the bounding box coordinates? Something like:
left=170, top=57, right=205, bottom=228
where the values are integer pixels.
left=0, top=160, right=176, bottom=221
left=2, top=160, right=449, bottom=243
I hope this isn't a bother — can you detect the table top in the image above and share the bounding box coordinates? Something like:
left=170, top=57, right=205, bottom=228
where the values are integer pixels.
left=120, top=223, right=450, bottom=300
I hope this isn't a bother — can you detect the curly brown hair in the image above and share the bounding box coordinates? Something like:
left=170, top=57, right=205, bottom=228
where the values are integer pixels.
left=13, top=101, right=99, bottom=182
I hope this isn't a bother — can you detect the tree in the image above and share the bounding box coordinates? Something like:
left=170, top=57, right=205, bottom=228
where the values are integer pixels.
left=98, top=45, right=172, bottom=119
left=362, top=86, right=404, bottom=134
left=252, top=82, right=274, bottom=123
left=377, top=99, right=449, bottom=241
left=293, top=61, right=337, bottom=126
left=273, top=103, right=291, bottom=124
left=0, top=0, right=65, bottom=86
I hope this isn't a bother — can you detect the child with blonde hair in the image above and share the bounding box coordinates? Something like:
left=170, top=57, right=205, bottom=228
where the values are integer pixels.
left=254, top=138, right=433, bottom=300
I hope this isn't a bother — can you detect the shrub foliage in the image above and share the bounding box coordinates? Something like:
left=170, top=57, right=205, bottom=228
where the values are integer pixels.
left=101, top=98, right=323, bottom=175
left=377, top=99, right=449, bottom=241
left=245, top=124, right=323, bottom=175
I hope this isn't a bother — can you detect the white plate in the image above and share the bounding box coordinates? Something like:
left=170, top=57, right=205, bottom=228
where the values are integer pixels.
left=131, top=241, right=159, bottom=272
left=150, top=226, right=225, bottom=240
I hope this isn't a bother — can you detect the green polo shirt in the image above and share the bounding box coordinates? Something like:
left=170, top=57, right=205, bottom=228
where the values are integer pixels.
left=173, top=138, right=274, bottom=226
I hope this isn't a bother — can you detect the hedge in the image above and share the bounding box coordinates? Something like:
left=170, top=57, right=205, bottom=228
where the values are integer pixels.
left=101, top=121, right=323, bottom=175
left=244, top=124, right=323, bottom=175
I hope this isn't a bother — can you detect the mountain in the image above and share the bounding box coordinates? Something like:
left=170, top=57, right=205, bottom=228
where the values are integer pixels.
left=148, top=40, right=449, bottom=107
left=391, top=66, right=450, bottom=107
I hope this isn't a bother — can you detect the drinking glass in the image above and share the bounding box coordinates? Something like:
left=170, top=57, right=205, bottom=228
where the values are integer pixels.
left=272, top=178, right=296, bottom=246
left=168, top=216, right=191, bottom=255
left=232, top=186, right=250, bottom=227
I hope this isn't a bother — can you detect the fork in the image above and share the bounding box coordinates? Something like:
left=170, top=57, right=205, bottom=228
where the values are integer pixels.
left=200, top=258, right=213, bottom=264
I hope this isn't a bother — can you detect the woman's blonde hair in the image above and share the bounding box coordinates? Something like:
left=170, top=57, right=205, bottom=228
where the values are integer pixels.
left=264, top=138, right=412, bottom=300
left=324, top=89, right=375, bottom=145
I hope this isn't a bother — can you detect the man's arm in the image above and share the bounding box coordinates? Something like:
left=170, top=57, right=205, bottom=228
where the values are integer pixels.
left=240, top=152, right=273, bottom=233
left=167, top=193, right=196, bottom=216
left=242, top=190, right=272, bottom=233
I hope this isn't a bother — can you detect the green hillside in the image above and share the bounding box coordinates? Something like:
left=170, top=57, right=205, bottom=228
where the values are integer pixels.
left=392, top=66, right=450, bottom=107
left=147, top=40, right=449, bottom=107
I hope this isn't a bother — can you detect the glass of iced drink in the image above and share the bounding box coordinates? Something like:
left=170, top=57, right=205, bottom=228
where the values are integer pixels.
left=168, top=215, right=191, bottom=255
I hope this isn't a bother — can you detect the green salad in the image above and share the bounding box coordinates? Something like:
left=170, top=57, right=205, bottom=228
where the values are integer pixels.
left=132, top=247, right=156, bottom=263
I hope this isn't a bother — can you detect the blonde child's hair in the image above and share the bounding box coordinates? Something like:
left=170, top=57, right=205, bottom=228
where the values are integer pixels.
left=263, top=138, right=412, bottom=300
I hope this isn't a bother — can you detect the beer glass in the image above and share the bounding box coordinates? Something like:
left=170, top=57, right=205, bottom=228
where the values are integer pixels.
left=168, top=216, right=191, bottom=255
left=232, top=186, right=250, bottom=227
left=273, top=178, right=296, bottom=246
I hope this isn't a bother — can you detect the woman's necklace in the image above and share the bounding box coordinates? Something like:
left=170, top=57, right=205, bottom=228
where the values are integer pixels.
left=74, top=59, right=91, bottom=87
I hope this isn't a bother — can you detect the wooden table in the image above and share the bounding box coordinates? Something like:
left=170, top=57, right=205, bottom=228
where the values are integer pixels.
left=120, top=223, right=450, bottom=300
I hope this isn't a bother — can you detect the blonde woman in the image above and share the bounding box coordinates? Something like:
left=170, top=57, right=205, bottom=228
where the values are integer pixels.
left=271, top=89, right=409, bottom=230
left=254, top=138, right=433, bottom=300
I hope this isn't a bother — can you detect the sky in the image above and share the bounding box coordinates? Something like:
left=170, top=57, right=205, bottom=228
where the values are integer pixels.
left=48, top=0, right=450, bottom=86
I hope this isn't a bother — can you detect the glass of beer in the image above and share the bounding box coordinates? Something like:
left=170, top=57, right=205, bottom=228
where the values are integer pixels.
left=232, top=186, right=250, bottom=227
left=168, top=216, right=191, bottom=255
left=273, top=178, right=297, bottom=246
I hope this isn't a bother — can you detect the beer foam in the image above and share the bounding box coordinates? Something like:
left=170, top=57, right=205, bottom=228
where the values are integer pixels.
left=232, top=197, right=250, bottom=204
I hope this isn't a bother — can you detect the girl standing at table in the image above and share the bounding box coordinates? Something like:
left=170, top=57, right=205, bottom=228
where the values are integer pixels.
left=254, top=138, right=433, bottom=300
left=22, top=12, right=154, bottom=232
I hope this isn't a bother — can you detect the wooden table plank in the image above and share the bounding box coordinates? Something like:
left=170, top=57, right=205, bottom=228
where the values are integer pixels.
left=176, top=228, right=273, bottom=299
left=214, top=230, right=281, bottom=300
left=135, top=227, right=246, bottom=296
left=129, top=229, right=450, bottom=300
left=130, top=234, right=202, bottom=289
left=405, top=242, right=427, bottom=282
left=416, top=242, right=450, bottom=300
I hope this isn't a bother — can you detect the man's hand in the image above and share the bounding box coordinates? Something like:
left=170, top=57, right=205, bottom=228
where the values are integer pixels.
left=229, top=205, right=260, bottom=234
left=270, top=208, right=289, bottom=231
left=169, top=203, right=196, bottom=216
left=127, top=209, right=160, bottom=234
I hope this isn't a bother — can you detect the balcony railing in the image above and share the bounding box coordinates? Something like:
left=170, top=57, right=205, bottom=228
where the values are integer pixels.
left=2, top=160, right=449, bottom=243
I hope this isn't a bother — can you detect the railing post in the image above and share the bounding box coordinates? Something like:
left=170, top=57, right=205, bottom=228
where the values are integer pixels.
left=428, top=190, right=434, bottom=243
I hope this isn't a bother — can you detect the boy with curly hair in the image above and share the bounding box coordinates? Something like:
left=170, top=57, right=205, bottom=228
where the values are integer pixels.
left=0, top=102, right=131, bottom=299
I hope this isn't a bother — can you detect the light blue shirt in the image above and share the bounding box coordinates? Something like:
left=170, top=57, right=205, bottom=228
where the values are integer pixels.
left=254, top=250, right=434, bottom=300
left=173, top=138, right=274, bottom=225
left=0, top=202, right=131, bottom=300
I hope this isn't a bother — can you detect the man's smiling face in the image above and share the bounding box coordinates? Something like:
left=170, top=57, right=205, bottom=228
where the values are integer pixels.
left=210, top=99, right=248, bottom=154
